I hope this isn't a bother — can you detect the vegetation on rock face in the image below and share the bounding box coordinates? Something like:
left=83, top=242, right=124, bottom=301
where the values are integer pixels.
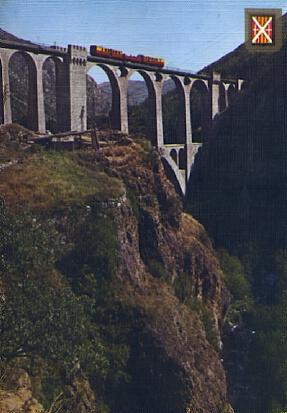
left=0, top=199, right=130, bottom=412
left=0, top=128, right=231, bottom=413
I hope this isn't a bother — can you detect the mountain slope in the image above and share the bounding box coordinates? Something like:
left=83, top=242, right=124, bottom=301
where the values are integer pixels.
left=186, top=12, right=287, bottom=413
left=0, top=28, right=37, bottom=45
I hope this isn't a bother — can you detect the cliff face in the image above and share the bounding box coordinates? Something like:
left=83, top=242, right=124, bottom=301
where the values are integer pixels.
left=87, top=137, right=231, bottom=412
left=0, top=126, right=232, bottom=413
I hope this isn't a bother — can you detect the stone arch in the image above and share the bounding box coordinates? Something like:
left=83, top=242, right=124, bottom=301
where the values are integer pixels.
left=127, top=70, right=149, bottom=136
left=9, top=51, right=38, bottom=130
left=0, top=58, right=3, bottom=124
left=87, top=63, right=121, bottom=130
left=162, top=75, right=185, bottom=144
left=128, top=69, right=162, bottom=147
left=178, top=148, right=186, bottom=170
left=161, top=156, right=185, bottom=196
left=219, top=82, right=227, bottom=112
left=227, top=84, right=238, bottom=106
left=190, top=79, right=210, bottom=143
left=43, top=56, right=67, bottom=132
left=97, top=63, right=122, bottom=130
left=170, top=148, right=178, bottom=165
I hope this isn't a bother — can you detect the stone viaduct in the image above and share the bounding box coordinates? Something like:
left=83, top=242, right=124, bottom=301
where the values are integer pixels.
left=0, top=38, right=244, bottom=195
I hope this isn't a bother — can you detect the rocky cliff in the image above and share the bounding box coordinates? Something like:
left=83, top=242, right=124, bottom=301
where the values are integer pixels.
left=0, top=125, right=232, bottom=413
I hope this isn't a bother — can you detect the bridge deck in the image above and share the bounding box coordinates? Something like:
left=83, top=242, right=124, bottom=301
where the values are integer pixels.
left=0, top=39, right=66, bottom=57
left=0, top=38, right=237, bottom=84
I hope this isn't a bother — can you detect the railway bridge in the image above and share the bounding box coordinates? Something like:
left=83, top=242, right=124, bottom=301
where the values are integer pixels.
left=0, top=39, right=244, bottom=195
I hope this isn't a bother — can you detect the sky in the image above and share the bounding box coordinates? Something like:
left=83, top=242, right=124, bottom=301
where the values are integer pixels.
left=0, top=0, right=286, bottom=82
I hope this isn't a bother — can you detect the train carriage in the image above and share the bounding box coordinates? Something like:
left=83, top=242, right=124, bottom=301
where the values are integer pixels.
left=90, top=45, right=165, bottom=68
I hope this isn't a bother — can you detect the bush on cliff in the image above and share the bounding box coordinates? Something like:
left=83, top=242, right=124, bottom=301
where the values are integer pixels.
left=0, top=200, right=131, bottom=411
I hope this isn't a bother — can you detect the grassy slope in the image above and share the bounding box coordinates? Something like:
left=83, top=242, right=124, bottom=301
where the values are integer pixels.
left=0, top=150, right=124, bottom=210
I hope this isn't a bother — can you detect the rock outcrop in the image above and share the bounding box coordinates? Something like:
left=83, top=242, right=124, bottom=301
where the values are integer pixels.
left=0, top=370, right=44, bottom=413
left=98, top=137, right=232, bottom=412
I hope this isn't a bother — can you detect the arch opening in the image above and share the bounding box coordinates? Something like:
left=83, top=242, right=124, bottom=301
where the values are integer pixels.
left=43, top=57, right=67, bottom=133
left=227, top=84, right=238, bottom=106
left=9, top=51, right=38, bottom=130
left=190, top=80, right=210, bottom=143
left=162, top=77, right=186, bottom=145
left=178, top=148, right=186, bottom=170
left=128, top=71, right=149, bottom=137
left=87, top=65, right=112, bottom=130
left=87, top=64, right=122, bottom=130
left=170, top=148, right=177, bottom=165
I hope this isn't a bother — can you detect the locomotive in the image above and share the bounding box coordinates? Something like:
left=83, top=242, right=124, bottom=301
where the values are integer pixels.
left=90, top=45, right=165, bottom=68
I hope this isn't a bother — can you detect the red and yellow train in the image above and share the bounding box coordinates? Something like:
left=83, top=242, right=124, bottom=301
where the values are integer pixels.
left=90, top=45, right=165, bottom=68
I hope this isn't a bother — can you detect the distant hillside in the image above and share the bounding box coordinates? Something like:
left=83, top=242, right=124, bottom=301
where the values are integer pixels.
left=0, top=28, right=37, bottom=45
left=98, top=79, right=175, bottom=108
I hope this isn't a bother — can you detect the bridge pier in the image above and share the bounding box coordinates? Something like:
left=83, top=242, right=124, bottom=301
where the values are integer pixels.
left=183, top=82, right=192, bottom=145
left=0, top=49, right=13, bottom=124
left=117, top=69, right=129, bottom=134
left=151, top=74, right=164, bottom=148
left=212, top=72, right=221, bottom=119
left=183, top=80, right=193, bottom=178
left=68, top=45, right=87, bottom=132
left=238, top=79, right=244, bottom=91
left=34, top=55, right=46, bottom=133
left=223, top=84, right=230, bottom=108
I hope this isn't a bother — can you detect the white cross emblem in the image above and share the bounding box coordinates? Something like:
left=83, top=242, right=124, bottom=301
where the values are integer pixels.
left=252, top=16, right=273, bottom=44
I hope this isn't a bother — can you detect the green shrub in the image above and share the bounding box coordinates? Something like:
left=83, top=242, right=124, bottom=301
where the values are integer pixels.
left=0, top=201, right=131, bottom=411
left=146, top=259, right=168, bottom=280
left=189, top=298, right=219, bottom=350
left=217, top=248, right=251, bottom=301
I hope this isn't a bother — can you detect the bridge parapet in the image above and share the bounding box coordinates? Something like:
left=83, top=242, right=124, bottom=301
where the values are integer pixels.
left=50, top=45, right=67, bottom=53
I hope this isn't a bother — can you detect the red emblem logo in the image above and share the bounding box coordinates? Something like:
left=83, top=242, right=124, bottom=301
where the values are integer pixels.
left=251, top=15, right=274, bottom=44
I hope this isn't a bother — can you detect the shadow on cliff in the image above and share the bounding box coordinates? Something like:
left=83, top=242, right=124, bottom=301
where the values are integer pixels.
left=184, top=44, right=287, bottom=413
left=185, top=48, right=287, bottom=255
